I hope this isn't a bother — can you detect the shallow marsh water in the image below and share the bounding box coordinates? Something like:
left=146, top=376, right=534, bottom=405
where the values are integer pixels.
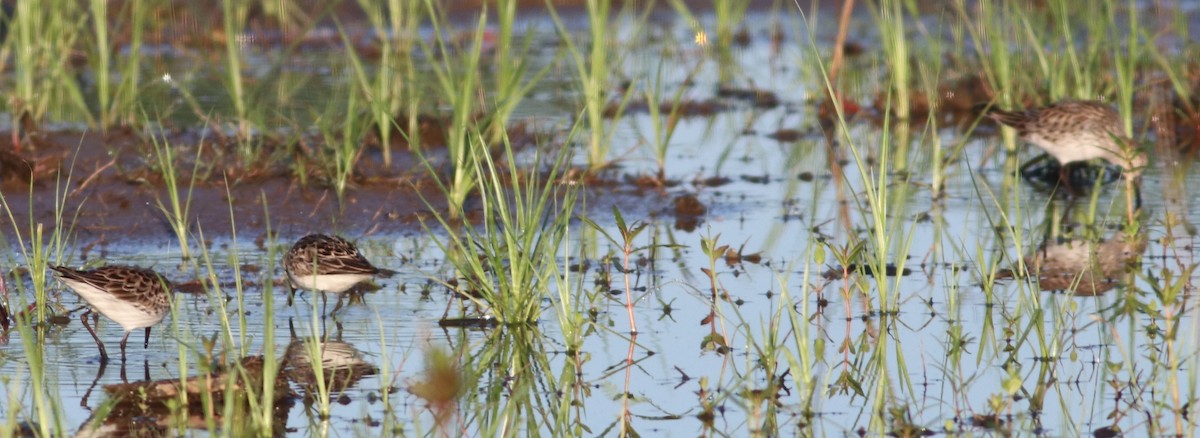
left=2, top=3, right=1199, bottom=437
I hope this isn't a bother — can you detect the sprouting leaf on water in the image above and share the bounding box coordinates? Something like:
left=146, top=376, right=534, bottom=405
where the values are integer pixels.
left=1001, top=369, right=1022, bottom=395
left=831, top=370, right=864, bottom=397
left=700, top=333, right=727, bottom=351
left=839, top=337, right=856, bottom=355
left=1106, top=361, right=1123, bottom=374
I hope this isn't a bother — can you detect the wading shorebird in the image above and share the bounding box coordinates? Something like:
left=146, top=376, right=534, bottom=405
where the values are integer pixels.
left=987, top=100, right=1146, bottom=216
left=283, top=234, right=384, bottom=315
left=987, top=100, right=1148, bottom=178
left=51, top=265, right=172, bottom=364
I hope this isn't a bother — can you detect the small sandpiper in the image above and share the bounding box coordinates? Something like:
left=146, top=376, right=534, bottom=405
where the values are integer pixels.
left=283, top=234, right=385, bottom=315
left=987, top=100, right=1147, bottom=185
left=51, top=265, right=172, bottom=364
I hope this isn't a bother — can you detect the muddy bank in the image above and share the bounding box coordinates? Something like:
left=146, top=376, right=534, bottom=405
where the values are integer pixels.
left=0, top=129, right=695, bottom=248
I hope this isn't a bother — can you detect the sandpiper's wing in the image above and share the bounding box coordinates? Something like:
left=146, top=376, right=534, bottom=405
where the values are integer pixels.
left=287, top=234, right=381, bottom=276
left=52, top=265, right=170, bottom=302
left=989, top=101, right=1120, bottom=136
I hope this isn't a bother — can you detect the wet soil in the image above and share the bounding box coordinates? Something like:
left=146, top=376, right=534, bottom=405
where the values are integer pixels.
left=2, top=129, right=432, bottom=242
left=0, top=127, right=699, bottom=246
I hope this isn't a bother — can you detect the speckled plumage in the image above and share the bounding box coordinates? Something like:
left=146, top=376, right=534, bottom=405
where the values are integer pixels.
left=51, top=265, right=172, bottom=363
left=1024, top=233, right=1146, bottom=296
left=283, top=339, right=378, bottom=393
left=283, top=234, right=381, bottom=295
left=988, top=100, right=1147, bottom=178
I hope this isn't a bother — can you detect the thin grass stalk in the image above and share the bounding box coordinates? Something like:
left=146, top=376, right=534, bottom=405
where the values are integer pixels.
left=956, top=0, right=1016, bottom=149
left=165, top=279, right=193, bottom=434
left=13, top=0, right=34, bottom=114
left=551, top=221, right=586, bottom=349
left=81, top=0, right=150, bottom=127
left=550, top=341, right=588, bottom=435
left=88, top=0, right=110, bottom=128
left=1185, top=264, right=1200, bottom=434
left=419, top=0, right=486, bottom=218
left=220, top=354, right=251, bottom=434
left=253, top=192, right=279, bottom=435
left=488, top=1, right=559, bottom=150
left=470, top=327, right=558, bottom=435
left=300, top=318, right=333, bottom=419
left=877, top=0, right=910, bottom=120
left=2, top=374, right=27, bottom=434
left=645, top=58, right=695, bottom=180
left=112, top=0, right=147, bottom=127
left=354, top=0, right=407, bottom=166
left=1110, top=0, right=1138, bottom=137
left=476, top=137, right=570, bottom=323
left=1074, top=0, right=1112, bottom=98
left=318, top=72, right=367, bottom=202
left=11, top=297, right=65, bottom=437
left=546, top=0, right=617, bottom=171
left=800, top=5, right=916, bottom=315
left=148, top=124, right=203, bottom=260
left=394, top=1, right=422, bottom=153
left=1145, top=42, right=1194, bottom=115
left=221, top=0, right=249, bottom=141
left=697, top=233, right=734, bottom=351
left=618, top=222, right=639, bottom=335
left=490, top=0, right=518, bottom=144
left=1, top=167, right=79, bottom=326
left=371, top=309, right=401, bottom=430
left=855, top=105, right=895, bottom=311
left=421, top=128, right=576, bottom=325
left=0, top=168, right=77, bottom=433
left=584, top=0, right=612, bottom=169
left=1045, top=0, right=1080, bottom=97
left=11, top=0, right=91, bottom=125
left=194, top=227, right=241, bottom=357
left=223, top=181, right=248, bottom=352
left=190, top=226, right=248, bottom=434
left=713, top=0, right=749, bottom=84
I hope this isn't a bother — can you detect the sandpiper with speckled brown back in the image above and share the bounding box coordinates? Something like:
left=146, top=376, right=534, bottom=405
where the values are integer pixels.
left=283, top=234, right=383, bottom=315
left=987, top=100, right=1147, bottom=184
left=51, top=265, right=172, bottom=364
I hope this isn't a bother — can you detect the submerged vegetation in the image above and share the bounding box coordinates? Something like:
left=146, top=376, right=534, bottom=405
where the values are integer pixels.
left=0, top=0, right=1199, bottom=436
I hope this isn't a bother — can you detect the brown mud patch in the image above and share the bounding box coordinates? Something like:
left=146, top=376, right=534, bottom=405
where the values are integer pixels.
left=0, top=129, right=692, bottom=245
left=3, top=129, right=441, bottom=243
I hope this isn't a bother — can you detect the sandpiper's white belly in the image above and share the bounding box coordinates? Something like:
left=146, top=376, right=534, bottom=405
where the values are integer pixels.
left=1028, top=133, right=1110, bottom=164
left=288, top=273, right=373, bottom=294
left=62, top=279, right=165, bottom=332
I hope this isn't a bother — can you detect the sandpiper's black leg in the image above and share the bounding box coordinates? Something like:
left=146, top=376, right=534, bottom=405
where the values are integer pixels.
left=143, top=327, right=151, bottom=349
left=288, top=284, right=297, bottom=307
left=119, top=331, right=131, bottom=364
left=81, top=359, right=107, bottom=408
left=80, top=310, right=108, bottom=364
left=441, top=293, right=455, bottom=320
left=330, top=294, right=345, bottom=316
left=1057, top=164, right=1079, bottom=196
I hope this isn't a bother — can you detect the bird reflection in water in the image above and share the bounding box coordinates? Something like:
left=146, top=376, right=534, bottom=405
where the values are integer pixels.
left=1005, top=232, right=1145, bottom=296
